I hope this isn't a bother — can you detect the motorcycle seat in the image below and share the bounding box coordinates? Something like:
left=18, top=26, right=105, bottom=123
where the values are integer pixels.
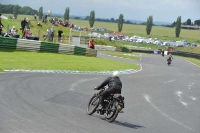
left=113, top=94, right=123, bottom=98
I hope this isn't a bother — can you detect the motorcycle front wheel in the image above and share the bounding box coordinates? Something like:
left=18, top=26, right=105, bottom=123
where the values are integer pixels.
left=86, top=95, right=99, bottom=115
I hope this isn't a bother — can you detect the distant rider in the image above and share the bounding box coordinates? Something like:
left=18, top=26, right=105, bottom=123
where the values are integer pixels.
left=94, top=71, right=122, bottom=111
left=167, top=53, right=173, bottom=62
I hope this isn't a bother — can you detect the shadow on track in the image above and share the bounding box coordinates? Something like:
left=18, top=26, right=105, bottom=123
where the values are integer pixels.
left=112, top=120, right=145, bottom=129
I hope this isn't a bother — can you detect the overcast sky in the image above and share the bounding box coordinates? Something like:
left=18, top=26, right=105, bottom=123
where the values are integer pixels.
left=1, top=0, right=200, bottom=23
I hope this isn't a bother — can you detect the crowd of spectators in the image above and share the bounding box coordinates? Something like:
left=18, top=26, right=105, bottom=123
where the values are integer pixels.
left=0, top=13, right=94, bottom=45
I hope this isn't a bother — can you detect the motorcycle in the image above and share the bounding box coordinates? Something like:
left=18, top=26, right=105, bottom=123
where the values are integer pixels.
left=167, top=59, right=171, bottom=65
left=86, top=86, right=125, bottom=123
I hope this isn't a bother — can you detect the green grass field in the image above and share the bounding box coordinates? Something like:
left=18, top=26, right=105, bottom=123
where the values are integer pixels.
left=2, top=14, right=200, bottom=44
left=0, top=50, right=139, bottom=71
left=175, top=47, right=200, bottom=54
left=180, top=57, right=200, bottom=66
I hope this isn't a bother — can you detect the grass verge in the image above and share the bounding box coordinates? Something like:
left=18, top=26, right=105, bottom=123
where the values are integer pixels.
left=0, top=50, right=139, bottom=71
left=180, top=57, right=200, bottom=66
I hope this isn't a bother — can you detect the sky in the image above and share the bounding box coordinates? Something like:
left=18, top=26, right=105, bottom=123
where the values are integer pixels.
left=1, top=0, right=200, bottom=23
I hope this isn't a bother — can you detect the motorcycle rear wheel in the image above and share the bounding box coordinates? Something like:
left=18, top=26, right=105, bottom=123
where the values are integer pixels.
left=105, top=102, right=120, bottom=123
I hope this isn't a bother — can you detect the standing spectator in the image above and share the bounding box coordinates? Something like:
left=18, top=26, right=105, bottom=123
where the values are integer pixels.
left=50, top=26, right=55, bottom=42
left=26, top=19, right=31, bottom=29
left=89, top=39, right=96, bottom=49
left=0, top=26, right=3, bottom=36
left=86, top=27, right=88, bottom=33
left=44, top=26, right=51, bottom=41
left=44, top=15, right=47, bottom=24
left=161, top=49, right=164, bottom=57
left=21, top=17, right=28, bottom=34
left=42, top=15, right=45, bottom=23
left=58, top=27, right=63, bottom=42
left=0, top=16, right=4, bottom=35
left=34, top=13, right=37, bottom=21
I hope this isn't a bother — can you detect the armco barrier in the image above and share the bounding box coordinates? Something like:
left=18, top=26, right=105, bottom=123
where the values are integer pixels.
left=0, top=37, right=17, bottom=50
left=130, top=48, right=200, bottom=60
left=86, top=48, right=97, bottom=57
left=95, top=45, right=116, bottom=51
left=130, top=49, right=154, bottom=53
left=169, top=51, right=200, bottom=60
left=17, top=39, right=41, bottom=51
left=40, top=41, right=60, bottom=53
left=58, top=44, right=75, bottom=54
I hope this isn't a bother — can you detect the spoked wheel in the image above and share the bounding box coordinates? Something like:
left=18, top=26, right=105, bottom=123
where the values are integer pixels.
left=86, top=95, right=99, bottom=115
left=105, top=102, right=119, bottom=123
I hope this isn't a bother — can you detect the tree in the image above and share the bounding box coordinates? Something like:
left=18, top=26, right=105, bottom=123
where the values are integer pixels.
left=171, top=21, right=176, bottom=27
left=89, top=10, right=95, bottom=28
left=118, top=14, right=124, bottom=32
left=13, top=5, right=19, bottom=19
left=85, top=16, right=90, bottom=20
left=64, top=7, right=70, bottom=21
left=146, top=16, right=153, bottom=35
left=175, top=16, right=181, bottom=37
left=110, top=18, right=115, bottom=22
left=194, top=20, right=200, bottom=25
left=38, top=6, right=43, bottom=19
left=186, top=18, right=191, bottom=25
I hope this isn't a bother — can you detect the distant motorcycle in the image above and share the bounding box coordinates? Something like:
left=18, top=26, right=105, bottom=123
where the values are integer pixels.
left=167, top=59, right=171, bottom=65
left=86, top=86, right=125, bottom=123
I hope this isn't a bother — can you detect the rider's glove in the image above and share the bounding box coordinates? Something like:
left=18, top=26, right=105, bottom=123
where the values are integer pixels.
left=94, top=86, right=99, bottom=90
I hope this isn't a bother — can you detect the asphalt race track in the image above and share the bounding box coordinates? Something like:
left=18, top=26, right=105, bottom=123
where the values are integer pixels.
left=0, top=53, right=200, bottom=133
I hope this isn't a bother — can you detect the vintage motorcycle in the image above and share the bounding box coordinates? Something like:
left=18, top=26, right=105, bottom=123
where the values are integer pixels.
left=167, top=59, right=172, bottom=65
left=86, top=86, right=125, bottom=123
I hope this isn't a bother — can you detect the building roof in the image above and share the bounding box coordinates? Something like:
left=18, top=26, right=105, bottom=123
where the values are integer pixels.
left=181, top=25, right=199, bottom=29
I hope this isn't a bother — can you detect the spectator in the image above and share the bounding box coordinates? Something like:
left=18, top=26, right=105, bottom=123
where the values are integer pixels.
left=25, top=29, right=39, bottom=40
left=34, top=14, right=37, bottom=21
left=37, top=22, right=42, bottom=27
left=44, top=27, right=51, bottom=41
left=21, top=17, right=28, bottom=34
left=58, top=27, right=63, bottom=42
left=0, top=16, right=4, bottom=35
left=27, top=19, right=31, bottom=29
left=50, top=26, right=55, bottom=42
left=42, top=15, right=45, bottom=23
left=44, top=15, right=48, bottom=24
left=0, top=26, right=4, bottom=36
left=89, top=39, right=96, bottom=49
left=11, top=26, right=20, bottom=38
left=86, top=27, right=88, bottom=33
left=1, top=28, right=9, bottom=37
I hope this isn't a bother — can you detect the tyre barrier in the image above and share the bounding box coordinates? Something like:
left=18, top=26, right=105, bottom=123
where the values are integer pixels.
left=0, top=37, right=97, bottom=57
left=0, top=37, right=17, bottom=50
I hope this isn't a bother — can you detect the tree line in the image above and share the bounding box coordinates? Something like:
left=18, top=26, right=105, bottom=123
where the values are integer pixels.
left=0, top=4, right=38, bottom=16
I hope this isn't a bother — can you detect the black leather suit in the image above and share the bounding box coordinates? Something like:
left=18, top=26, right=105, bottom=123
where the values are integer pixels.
left=96, top=76, right=122, bottom=107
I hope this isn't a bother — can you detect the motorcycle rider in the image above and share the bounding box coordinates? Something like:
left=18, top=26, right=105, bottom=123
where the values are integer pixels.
left=167, top=53, right=173, bottom=62
left=94, top=71, right=122, bottom=111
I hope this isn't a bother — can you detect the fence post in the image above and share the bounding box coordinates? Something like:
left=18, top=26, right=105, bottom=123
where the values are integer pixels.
left=38, top=30, right=40, bottom=40
left=7, top=24, right=9, bottom=34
